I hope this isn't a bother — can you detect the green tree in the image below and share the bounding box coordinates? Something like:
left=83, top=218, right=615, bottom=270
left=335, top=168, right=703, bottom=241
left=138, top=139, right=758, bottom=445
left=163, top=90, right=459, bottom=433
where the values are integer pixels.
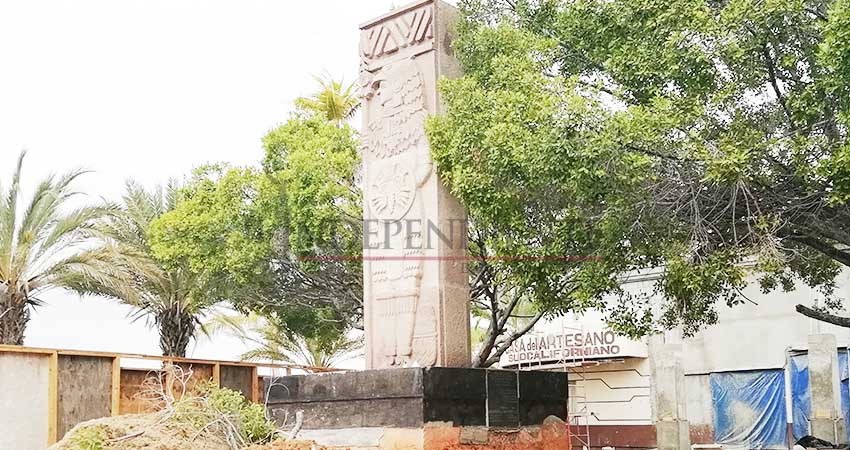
left=0, top=151, right=124, bottom=345
left=427, top=17, right=659, bottom=347
left=85, top=181, right=216, bottom=357
left=431, top=0, right=850, bottom=335
left=150, top=115, right=361, bottom=343
left=261, top=114, right=363, bottom=327
left=149, top=165, right=283, bottom=296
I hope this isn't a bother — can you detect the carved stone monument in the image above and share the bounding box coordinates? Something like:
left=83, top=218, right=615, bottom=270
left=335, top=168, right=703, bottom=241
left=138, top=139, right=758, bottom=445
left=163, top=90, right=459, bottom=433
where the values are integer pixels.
left=358, top=0, right=470, bottom=369
left=264, top=4, right=569, bottom=446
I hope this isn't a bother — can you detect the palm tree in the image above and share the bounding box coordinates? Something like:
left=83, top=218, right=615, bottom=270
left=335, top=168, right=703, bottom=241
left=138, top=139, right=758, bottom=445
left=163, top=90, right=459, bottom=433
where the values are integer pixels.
left=207, top=312, right=362, bottom=371
left=0, top=151, right=126, bottom=345
left=295, top=74, right=360, bottom=125
left=84, top=181, right=215, bottom=357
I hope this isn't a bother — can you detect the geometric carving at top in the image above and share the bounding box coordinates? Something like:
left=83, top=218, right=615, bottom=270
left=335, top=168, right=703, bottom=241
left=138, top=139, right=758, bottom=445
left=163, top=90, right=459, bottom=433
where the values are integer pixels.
left=360, top=5, right=433, bottom=60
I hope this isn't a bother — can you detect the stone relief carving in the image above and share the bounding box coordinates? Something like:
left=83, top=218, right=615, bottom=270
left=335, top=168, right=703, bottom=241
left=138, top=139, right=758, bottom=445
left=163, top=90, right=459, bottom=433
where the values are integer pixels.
left=360, top=6, right=433, bottom=62
left=361, top=58, right=436, bottom=368
left=369, top=163, right=414, bottom=221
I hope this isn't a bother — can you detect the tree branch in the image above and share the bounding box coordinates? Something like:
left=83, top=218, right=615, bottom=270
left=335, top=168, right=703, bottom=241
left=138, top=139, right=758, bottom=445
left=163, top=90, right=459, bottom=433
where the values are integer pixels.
left=795, top=304, right=850, bottom=328
left=761, top=44, right=797, bottom=132
left=480, top=309, right=547, bottom=367
left=788, top=235, right=850, bottom=267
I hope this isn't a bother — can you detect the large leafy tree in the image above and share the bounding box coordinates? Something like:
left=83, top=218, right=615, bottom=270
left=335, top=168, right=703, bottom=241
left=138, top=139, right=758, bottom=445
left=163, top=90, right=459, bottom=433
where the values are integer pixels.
left=261, top=114, right=362, bottom=330
left=431, top=0, right=850, bottom=335
left=149, top=166, right=283, bottom=296
left=427, top=16, right=660, bottom=347
left=84, top=182, right=216, bottom=357
left=0, top=152, right=126, bottom=345
left=150, top=113, right=361, bottom=343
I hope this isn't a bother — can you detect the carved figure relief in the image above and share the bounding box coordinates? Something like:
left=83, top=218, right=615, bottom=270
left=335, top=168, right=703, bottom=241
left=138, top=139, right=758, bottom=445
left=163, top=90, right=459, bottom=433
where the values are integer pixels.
left=361, top=58, right=437, bottom=368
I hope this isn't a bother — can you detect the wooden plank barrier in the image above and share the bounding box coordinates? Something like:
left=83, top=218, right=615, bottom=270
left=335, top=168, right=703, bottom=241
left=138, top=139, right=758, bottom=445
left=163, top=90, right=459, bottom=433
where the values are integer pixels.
left=0, top=345, right=339, bottom=449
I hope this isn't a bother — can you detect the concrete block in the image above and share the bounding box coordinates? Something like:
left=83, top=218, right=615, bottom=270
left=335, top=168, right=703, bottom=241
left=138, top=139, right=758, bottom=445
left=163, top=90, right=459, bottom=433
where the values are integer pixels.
left=381, top=428, right=424, bottom=450
left=649, top=337, right=691, bottom=450
left=656, top=419, right=690, bottom=450
left=459, top=426, right=489, bottom=444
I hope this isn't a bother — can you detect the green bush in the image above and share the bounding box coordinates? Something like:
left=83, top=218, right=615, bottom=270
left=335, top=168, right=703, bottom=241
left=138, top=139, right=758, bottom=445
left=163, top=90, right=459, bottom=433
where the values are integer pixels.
left=174, top=381, right=278, bottom=445
left=68, top=425, right=106, bottom=450
left=240, top=401, right=277, bottom=443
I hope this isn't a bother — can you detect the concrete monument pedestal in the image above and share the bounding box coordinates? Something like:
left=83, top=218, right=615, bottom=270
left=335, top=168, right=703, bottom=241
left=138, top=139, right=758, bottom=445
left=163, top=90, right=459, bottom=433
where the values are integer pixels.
left=266, top=368, right=567, bottom=429
left=265, top=368, right=569, bottom=450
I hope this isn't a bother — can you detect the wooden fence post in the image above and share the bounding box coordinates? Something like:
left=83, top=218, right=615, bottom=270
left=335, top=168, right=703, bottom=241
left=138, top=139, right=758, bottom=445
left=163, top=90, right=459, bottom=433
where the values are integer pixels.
left=251, top=366, right=260, bottom=403
left=212, top=363, right=221, bottom=387
left=111, top=356, right=121, bottom=416
left=47, top=351, right=59, bottom=445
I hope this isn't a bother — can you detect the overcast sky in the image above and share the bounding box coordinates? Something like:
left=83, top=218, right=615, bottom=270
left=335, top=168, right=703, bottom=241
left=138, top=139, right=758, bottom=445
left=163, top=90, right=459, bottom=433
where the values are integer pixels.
left=0, top=0, right=431, bottom=363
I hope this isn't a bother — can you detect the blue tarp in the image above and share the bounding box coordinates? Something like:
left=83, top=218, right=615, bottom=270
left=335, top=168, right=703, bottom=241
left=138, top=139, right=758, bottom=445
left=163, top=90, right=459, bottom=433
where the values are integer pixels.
left=789, top=351, right=850, bottom=441
left=710, top=370, right=788, bottom=449
left=790, top=354, right=811, bottom=440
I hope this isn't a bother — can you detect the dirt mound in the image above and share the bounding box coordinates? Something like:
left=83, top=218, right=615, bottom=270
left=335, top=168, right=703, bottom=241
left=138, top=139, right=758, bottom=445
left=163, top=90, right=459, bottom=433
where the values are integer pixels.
left=48, top=413, right=327, bottom=450
left=49, top=413, right=229, bottom=450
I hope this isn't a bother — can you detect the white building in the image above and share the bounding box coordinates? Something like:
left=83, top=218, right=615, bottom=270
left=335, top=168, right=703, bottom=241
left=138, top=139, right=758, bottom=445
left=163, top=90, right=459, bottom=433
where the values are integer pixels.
left=500, top=269, right=850, bottom=450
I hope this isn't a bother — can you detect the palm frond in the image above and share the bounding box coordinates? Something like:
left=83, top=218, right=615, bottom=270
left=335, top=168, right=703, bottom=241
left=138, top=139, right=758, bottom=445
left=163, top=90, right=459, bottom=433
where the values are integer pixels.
left=295, top=74, right=361, bottom=124
left=205, top=310, right=362, bottom=370
left=0, top=151, right=26, bottom=280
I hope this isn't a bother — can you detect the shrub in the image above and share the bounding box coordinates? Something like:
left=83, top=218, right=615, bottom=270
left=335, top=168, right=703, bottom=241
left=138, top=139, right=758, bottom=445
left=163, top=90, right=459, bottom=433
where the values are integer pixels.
left=172, top=381, right=278, bottom=445
left=68, top=425, right=106, bottom=450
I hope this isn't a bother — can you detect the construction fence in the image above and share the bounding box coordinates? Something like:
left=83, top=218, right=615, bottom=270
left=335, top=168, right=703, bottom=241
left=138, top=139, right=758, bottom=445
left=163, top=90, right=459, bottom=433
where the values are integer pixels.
left=0, top=345, right=326, bottom=450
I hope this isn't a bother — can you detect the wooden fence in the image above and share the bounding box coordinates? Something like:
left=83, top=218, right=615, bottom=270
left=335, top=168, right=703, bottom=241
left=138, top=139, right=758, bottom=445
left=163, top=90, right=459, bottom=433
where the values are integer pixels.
left=0, top=345, right=325, bottom=450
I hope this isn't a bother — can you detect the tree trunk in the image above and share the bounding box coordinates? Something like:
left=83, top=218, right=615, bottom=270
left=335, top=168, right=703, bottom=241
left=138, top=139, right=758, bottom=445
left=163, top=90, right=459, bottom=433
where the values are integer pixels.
left=157, top=307, right=196, bottom=358
left=0, top=294, right=29, bottom=346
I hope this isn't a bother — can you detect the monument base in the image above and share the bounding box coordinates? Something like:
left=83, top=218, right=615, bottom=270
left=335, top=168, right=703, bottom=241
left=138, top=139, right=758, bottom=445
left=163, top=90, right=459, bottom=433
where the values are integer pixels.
left=264, top=368, right=569, bottom=450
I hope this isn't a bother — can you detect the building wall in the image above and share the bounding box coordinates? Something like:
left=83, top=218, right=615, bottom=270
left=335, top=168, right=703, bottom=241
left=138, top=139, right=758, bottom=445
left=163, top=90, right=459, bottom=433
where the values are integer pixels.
left=634, top=269, right=850, bottom=374
left=579, top=358, right=652, bottom=426
left=574, top=358, right=656, bottom=449
left=511, top=269, right=850, bottom=449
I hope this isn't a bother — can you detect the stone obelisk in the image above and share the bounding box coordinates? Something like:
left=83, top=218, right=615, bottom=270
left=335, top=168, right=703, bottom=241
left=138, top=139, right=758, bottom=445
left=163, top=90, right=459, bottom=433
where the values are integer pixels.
left=358, top=0, right=470, bottom=369
left=262, top=6, right=566, bottom=438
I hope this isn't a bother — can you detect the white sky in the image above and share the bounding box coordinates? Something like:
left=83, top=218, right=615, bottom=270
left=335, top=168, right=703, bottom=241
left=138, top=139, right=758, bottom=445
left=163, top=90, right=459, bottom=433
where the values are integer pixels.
left=0, top=0, right=428, bottom=364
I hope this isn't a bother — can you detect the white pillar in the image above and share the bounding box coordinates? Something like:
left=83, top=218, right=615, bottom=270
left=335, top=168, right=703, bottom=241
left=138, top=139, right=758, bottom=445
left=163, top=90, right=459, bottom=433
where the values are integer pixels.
left=649, top=335, right=691, bottom=450
left=808, top=334, right=846, bottom=443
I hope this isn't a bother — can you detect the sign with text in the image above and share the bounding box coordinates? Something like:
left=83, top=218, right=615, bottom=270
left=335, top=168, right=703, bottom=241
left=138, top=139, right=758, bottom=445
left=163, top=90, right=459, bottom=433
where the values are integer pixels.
left=500, top=327, right=647, bottom=367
